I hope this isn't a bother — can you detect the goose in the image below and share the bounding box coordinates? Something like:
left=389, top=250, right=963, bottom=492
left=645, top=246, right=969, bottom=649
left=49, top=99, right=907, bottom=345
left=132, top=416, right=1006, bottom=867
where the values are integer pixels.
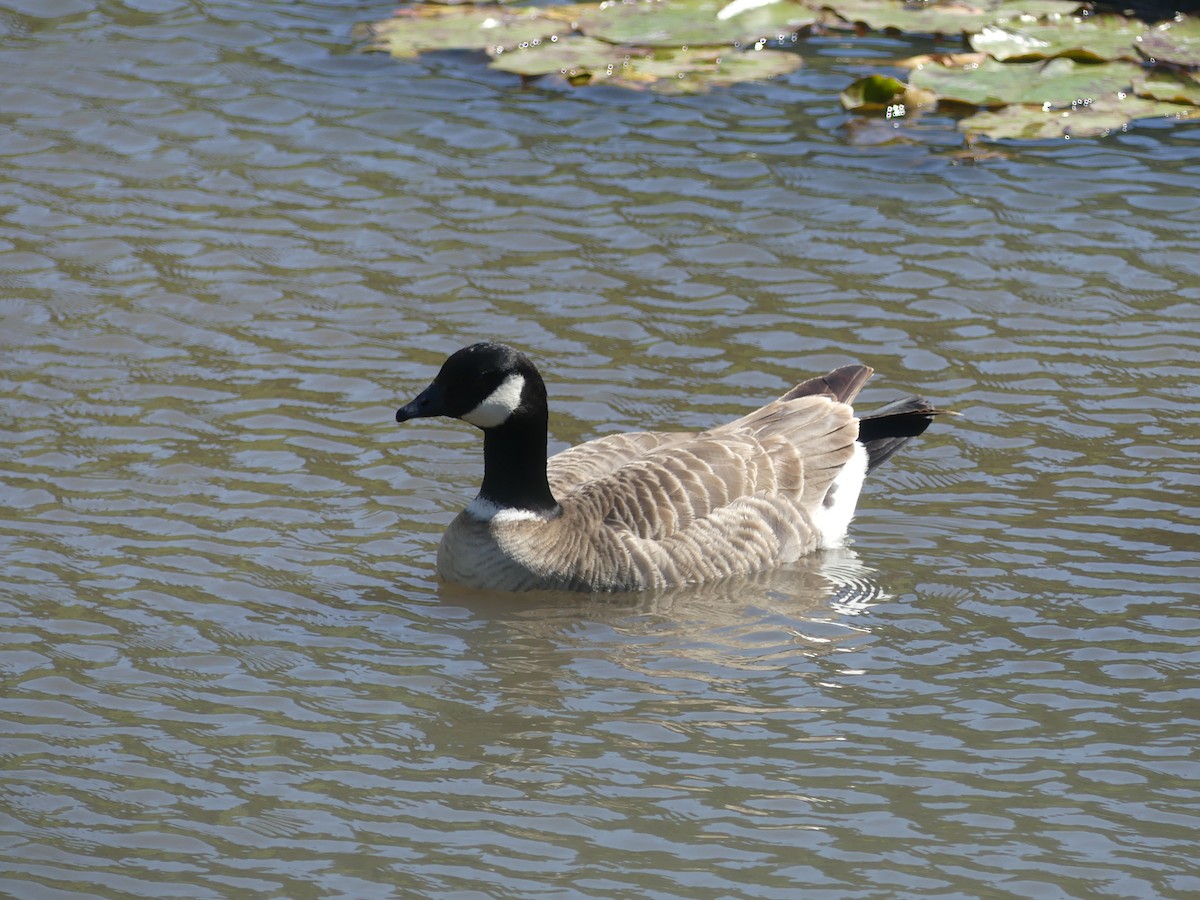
left=395, top=342, right=948, bottom=592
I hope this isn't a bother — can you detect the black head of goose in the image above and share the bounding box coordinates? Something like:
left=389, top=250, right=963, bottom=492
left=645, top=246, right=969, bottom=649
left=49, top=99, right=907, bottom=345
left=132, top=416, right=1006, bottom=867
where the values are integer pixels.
left=396, top=342, right=950, bottom=592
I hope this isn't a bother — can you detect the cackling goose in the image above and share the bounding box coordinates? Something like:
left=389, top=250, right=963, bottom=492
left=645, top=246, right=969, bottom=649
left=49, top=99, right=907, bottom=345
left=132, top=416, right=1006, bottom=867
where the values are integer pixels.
left=396, top=342, right=949, bottom=592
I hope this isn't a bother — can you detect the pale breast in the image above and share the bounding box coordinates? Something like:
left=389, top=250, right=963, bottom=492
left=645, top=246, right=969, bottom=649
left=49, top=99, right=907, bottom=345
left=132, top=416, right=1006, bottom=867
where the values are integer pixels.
left=436, top=514, right=547, bottom=591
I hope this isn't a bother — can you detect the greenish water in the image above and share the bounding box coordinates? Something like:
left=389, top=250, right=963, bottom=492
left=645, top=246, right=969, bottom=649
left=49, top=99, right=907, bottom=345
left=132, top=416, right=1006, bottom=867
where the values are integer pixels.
left=1, top=1, right=1198, bottom=897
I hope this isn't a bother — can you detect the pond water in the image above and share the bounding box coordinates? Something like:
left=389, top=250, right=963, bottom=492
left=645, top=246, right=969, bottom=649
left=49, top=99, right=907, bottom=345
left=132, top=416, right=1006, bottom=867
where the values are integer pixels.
left=2, top=1, right=1198, bottom=896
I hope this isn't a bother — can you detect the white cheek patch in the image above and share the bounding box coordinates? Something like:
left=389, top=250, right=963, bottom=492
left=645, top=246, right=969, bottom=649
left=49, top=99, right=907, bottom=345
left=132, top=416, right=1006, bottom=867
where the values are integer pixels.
left=461, top=373, right=525, bottom=429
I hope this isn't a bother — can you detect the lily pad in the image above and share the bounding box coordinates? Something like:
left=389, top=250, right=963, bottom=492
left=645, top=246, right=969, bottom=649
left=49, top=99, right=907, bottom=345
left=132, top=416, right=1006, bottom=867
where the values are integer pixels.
left=840, top=73, right=935, bottom=111
left=654, top=46, right=803, bottom=91
left=990, top=0, right=1085, bottom=18
left=960, top=95, right=1195, bottom=139
left=613, top=45, right=717, bottom=85
left=489, top=35, right=630, bottom=80
left=367, top=6, right=570, bottom=58
left=540, top=3, right=607, bottom=28
left=840, top=73, right=906, bottom=109
left=1135, top=16, right=1200, bottom=68
left=1133, top=69, right=1200, bottom=107
left=577, top=0, right=818, bottom=49
left=412, top=0, right=526, bottom=5
left=896, top=51, right=988, bottom=69
left=821, top=0, right=1083, bottom=36
left=909, top=56, right=1143, bottom=108
left=490, top=36, right=801, bottom=91
left=969, top=15, right=1145, bottom=63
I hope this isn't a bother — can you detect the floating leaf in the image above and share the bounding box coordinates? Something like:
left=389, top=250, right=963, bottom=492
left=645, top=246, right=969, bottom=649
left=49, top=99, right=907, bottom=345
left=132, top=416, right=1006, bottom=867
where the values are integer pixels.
left=909, top=56, right=1143, bottom=108
left=823, top=0, right=986, bottom=34
left=969, top=15, right=1145, bottom=63
left=366, top=6, right=570, bottom=58
left=822, top=0, right=1082, bottom=36
left=537, top=2, right=607, bottom=30
left=896, top=51, right=988, bottom=69
left=840, top=73, right=906, bottom=108
left=990, top=0, right=1086, bottom=17
left=840, top=73, right=935, bottom=111
left=412, top=0, right=526, bottom=5
left=1136, top=16, right=1200, bottom=68
left=577, top=0, right=818, bottom=49
left=490, top=36, right=801, bottom=91
left=1133, top=69, right=1200, bottom=107
left=616, top=46, right=719, bottom=85
left=960, top=95, right=1194, bottom=139
left=654, top=46, right=803, bottom=91
left=489, top=34, right=628, bottom=79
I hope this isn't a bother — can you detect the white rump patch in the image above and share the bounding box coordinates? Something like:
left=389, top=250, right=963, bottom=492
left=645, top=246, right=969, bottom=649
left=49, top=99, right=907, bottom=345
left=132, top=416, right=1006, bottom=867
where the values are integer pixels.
left=814, top=442, right=869, bottom=549
left=461, top=373, right=525, bottom=429
left=466, top=496, right=543, bottom=524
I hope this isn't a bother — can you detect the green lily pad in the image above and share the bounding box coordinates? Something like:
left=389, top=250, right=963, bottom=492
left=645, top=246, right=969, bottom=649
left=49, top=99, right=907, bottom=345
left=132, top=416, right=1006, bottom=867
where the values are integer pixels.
left=840, top=73, right=935, bottom=111
left=539, top=3, right=607, bottom=28
left=840, top=73, right=907, bottom=109
left=969, top=15, right=1145, bottom=63
left=990, top=0, right=1086, bottom=18
left=577, top=0, right=818, bottom=49
left=821, top=0, right=1083, bottom=36
left=489, top=34, right=629, bottom=79
left=490, top=36, right=801, bottom=91
left=960, top=95, right=1195, bottom=139
left=366, top=6, right=570, bottom=58
left=909, top=56, right=1143, bottom=108
left=649, top=46, right=803, bottom=92
left=1135, top=16, right=1200, bottom=68
left=896, top=51, right=988, bottom=70
left=1133, top=69, right=1200, bottom=107
left=613, top=46, right=715, bottom=87
left=412, top=0, right=526, bottom=5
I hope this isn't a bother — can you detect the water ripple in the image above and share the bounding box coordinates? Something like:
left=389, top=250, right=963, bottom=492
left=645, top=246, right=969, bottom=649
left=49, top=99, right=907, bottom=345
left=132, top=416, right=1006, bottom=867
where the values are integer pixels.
left=1, top=0, right=1198, bottom=896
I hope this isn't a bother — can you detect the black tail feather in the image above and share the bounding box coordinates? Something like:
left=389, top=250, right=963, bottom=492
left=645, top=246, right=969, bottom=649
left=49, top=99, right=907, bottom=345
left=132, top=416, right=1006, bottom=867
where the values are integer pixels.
left=857, top=396, right=948, bottom=472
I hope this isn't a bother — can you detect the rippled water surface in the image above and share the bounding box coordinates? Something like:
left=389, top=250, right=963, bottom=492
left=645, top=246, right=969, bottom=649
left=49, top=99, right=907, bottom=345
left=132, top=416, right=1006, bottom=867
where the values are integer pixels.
left=2, top=1, right=1199, bottom=896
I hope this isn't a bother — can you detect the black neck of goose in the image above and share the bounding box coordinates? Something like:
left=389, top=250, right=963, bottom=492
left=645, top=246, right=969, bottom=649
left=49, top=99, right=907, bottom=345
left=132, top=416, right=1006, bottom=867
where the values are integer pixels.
left=479, top=412, right=560, bottom=516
